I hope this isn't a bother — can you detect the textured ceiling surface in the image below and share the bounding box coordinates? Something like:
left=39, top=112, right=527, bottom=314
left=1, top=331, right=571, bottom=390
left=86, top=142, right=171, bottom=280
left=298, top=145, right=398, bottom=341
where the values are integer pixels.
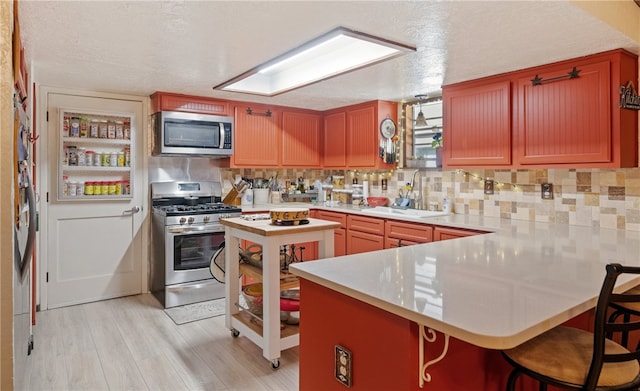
left=18, top=1, right=640, bottom=111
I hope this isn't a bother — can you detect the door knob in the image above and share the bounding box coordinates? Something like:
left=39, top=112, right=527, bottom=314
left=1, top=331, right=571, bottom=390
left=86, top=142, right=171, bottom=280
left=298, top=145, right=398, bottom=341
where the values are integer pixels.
left=124, top=206, right=140, bottom=214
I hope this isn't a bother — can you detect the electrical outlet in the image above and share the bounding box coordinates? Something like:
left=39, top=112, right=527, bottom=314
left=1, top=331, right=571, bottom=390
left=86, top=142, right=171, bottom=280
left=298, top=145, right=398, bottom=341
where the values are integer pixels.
left=484, top=179, right=494, bottom=195
left=541, top=183, right=553, bottom=199
left=335, top=345, right=352, bottom=387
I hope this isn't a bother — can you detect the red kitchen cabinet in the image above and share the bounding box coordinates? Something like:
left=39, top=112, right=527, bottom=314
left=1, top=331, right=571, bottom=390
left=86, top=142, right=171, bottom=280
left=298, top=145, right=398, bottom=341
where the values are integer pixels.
left=323, top=112, right=347, bottom=168
left=232, top=105, right=281, bottom=167
left=433, top=226, right=485, bottom=241
left=282, top=111, right=321, bottom=167
left=443, top=79, right=512, bottom=167
left=315, top=210, right=347, bottom=256
left=346, top=214, right=385, bottom=254
left=384, top=220, right=433, bottom=248
left=322, top=100, right=398, bottom=169
left=443, top=48, right=638, bottom=169
left=514, top=49, right=638, bottom=167
left=150, top=91, right=230, bottom=116
left=347, top=230, right=384, bottom=254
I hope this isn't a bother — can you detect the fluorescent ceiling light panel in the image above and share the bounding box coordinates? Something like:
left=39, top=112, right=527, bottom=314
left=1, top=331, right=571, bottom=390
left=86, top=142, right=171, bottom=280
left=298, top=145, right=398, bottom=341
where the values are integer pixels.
left=214, top=27, right=415, bottom=96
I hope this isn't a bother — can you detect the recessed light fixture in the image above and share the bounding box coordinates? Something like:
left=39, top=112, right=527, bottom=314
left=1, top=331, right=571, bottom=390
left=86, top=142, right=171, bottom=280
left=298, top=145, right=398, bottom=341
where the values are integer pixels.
left=214, top=27, right=416, bottom=97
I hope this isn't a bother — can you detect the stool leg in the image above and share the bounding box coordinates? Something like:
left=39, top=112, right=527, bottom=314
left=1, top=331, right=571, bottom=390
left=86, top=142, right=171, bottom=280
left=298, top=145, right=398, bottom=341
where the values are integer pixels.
left=539, top=383, right=548, bottom=391
left=506, top=369, right=520, bottom=391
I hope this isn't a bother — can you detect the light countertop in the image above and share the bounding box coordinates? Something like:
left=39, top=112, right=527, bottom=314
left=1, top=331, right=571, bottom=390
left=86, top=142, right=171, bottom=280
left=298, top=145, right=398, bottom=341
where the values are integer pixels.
left=276, top=202, right=640, bottom=350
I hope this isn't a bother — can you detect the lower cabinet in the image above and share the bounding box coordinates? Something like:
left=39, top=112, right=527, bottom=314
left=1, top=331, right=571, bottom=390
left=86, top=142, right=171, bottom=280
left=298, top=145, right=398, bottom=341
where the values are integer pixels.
left=433, top=226, right=484, bottom=241
left=346, top=215, right=385, bottom=254
left=315, top=210, right=348, bottom=256
left=347, top=230, right=384, bottom=254
left=384, top=220, right=433, bottom=248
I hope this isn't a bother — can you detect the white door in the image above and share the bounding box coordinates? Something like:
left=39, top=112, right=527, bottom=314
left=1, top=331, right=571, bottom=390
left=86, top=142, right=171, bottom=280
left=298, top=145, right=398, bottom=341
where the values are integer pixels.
left=44, top=91, right=146, bottom=309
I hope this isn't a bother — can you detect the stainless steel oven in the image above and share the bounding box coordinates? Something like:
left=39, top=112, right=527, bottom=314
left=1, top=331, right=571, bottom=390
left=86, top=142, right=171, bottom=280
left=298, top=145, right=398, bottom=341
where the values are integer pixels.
left=151, top=181, right=241, bottom=308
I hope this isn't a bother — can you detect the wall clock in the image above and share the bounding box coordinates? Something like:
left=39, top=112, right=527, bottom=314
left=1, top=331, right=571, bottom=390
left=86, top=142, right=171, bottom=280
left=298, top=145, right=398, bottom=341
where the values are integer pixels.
left=380, top=117, right=396, bottom=139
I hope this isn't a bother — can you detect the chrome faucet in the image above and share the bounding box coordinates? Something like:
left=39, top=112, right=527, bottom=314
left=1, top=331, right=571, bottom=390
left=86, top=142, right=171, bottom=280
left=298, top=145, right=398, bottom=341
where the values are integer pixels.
left=410, top=170, right=422, bottom=209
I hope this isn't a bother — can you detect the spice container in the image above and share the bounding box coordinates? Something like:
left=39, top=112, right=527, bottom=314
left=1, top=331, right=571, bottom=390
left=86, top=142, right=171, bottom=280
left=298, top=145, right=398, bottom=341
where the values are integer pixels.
left=63, top=115, right=70, bottom=137
left=62, top=176, right=69, bottom=196
left=70, top=117, right=80, bottom=137
left=68, top=146, right=78, bottom=166
left=79, top=117, right=89, bottom=138
left=93, top=181, right=102, bottom=196
left=76, top=181, right=85, bottom=196
left=115, top=121, right=124, bottom=139
left=123, top=120, right=131, bottom=139
left=69, top=181, right=77, bottom=197
left=99, top=120, right=108, bottom=138
left=100, top=182, right=109, bottom=196
left=93, top=151, right=102, bottom=167
left=77, top=148, right=86, bottom=166
left=85, top=150, right=94, bottom=167
left=84, top=182, right=94, bottom=196
left=109, top=152, right=118, bottom=167
left=89, top=119, right=99, bottom=138
left=117, top=152, right=125, bottom=167
left=101, top=151, right=110, bottom=167
left=107, top=120, right=116, bottom=139
left=124, top=146, right=130, bottom=167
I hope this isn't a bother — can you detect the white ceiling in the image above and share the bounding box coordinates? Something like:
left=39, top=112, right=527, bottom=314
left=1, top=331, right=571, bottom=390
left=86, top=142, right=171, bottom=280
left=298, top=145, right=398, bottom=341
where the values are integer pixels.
left=18, top=1, right=640, bottom=111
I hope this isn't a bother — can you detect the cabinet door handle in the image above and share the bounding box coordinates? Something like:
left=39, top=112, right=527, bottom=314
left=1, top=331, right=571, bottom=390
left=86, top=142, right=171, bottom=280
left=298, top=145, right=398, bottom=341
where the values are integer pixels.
left=123, top=206, right=140, bottom=214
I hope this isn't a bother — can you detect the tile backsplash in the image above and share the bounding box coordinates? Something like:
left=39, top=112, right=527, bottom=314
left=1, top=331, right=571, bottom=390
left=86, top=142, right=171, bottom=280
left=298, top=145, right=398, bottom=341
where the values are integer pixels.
left=223, top=167, right=640, bottom=232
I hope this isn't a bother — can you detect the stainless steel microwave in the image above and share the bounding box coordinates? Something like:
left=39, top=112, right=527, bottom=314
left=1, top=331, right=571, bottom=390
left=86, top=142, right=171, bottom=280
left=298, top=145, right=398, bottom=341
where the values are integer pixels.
left=152, top=111, right=233, bottom=157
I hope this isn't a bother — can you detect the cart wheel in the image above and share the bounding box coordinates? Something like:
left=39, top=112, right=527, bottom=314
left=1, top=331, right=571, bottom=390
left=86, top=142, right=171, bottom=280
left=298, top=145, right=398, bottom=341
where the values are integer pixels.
left=271, top=359, right=280, bottom=369
left=231, top=329, right=240, bottom=338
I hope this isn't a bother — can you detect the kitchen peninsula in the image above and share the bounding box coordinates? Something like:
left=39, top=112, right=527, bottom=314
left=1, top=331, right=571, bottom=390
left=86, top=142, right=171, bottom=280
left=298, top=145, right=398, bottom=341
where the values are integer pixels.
left=289, top=213, right=640, bottom=391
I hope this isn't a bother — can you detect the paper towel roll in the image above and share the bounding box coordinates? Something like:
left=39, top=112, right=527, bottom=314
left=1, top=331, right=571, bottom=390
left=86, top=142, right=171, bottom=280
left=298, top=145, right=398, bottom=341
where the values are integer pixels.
left=362, top=181, right=369, bottom=203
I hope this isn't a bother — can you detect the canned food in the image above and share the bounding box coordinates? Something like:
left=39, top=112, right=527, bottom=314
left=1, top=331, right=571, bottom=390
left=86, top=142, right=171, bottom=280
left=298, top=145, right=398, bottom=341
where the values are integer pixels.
left=99, top=120, right=108, bottom=138
left=101, top=152, right=110, bottom=167
left=70, top=117, right=80, bottom=137
left=89, top=120, right=99, bottom=138
left=84, top=182, right=94, bottom=196
left=94, top=181, right=102, bottom=196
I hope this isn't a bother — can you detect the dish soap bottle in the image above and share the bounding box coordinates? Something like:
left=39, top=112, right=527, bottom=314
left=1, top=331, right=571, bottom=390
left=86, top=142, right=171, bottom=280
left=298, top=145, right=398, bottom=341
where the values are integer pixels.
left=442, top=196, right=450, bottom=213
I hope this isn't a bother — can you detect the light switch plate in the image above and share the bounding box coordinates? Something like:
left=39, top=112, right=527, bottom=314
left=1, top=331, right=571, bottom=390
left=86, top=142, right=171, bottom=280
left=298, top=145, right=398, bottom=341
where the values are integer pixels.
left=541, top=183, right=553, bottom=199
left=335, top=345, right=352, bottom=387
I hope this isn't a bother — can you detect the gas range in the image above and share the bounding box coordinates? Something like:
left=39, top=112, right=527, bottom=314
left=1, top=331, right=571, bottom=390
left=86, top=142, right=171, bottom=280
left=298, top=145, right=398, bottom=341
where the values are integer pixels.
left=154, top=203, right=241, bottom=225
left=151, top=181, right=242, bottom=226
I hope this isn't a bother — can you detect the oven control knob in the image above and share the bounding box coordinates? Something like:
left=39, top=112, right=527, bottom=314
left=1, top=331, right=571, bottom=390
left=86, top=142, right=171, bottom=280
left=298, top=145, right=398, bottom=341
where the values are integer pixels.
left=179, top=217, right=186, bottom=224
left=187, top=217, right=195, bottom=224
left=203, top=216, right=210, bottom=223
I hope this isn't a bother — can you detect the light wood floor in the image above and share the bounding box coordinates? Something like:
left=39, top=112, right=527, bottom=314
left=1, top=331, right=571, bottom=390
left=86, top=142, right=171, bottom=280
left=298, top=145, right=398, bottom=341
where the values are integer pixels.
left=21, top=293, right=299, bottom=390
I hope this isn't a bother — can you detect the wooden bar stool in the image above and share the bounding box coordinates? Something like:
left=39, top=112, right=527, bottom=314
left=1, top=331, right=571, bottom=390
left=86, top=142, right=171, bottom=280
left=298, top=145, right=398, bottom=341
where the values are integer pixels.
left=608, top=285, right=640, bottom=349
left=501, top=263, right=640, bottom=390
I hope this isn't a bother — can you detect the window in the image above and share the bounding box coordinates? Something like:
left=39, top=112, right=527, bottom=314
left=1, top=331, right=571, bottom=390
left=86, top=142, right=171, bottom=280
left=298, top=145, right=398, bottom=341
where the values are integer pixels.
left=403, top=96, right=442, bottom=168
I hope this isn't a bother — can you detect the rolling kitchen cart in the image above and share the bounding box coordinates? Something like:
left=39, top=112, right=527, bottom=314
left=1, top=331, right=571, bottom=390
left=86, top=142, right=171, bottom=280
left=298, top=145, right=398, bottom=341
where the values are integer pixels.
left=220, top=217, right=340, bottom=368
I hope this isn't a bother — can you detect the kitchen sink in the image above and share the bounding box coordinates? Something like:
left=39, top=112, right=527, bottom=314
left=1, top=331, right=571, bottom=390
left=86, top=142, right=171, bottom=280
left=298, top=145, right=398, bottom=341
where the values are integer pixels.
left=359, top=206, right=450, bottom=219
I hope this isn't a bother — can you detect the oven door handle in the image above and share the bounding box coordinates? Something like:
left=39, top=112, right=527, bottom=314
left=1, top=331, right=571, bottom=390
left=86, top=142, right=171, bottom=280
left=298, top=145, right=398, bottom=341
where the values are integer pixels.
left=167, top=225, right=224, bottom=234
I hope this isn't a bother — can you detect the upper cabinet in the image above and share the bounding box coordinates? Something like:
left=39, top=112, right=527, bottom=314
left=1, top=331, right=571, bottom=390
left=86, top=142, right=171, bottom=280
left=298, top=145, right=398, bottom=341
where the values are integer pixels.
left=323, top=100, right=398, bottom=169
left=150, top=91, right=231, bottom=116
left=443, top=49, right=638, bottom=168
left=443, top=79, right=512, bottom=167
left=233, top=105, right=282, bottom=167
left=281, top=111, right=321, bottom=167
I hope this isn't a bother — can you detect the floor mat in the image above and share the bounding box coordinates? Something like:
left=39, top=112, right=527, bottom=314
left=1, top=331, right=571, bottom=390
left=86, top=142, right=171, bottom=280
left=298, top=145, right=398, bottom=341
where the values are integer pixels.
left=164, top=298, right=226, bottom=325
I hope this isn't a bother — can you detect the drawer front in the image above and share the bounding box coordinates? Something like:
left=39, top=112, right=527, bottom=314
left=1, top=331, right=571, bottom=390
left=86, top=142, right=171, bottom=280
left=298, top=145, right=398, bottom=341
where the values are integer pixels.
left=384, top=237, right=422, bottom=249
left=385, top=220, right=433, bottom=243
left=347, top=230, right=384, bottom=254
left=433, top=226, right=485, bottom=241
left=347, top=215, right=385, bottom=235
left=315, top=210, right=347, bottom=228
